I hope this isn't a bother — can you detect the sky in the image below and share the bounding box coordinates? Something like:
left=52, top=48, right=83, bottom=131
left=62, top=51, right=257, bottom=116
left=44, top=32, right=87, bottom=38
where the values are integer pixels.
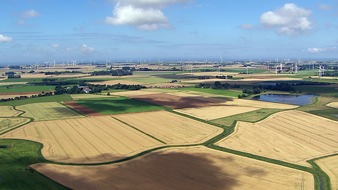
left=1, top=0, right=338, bottom=64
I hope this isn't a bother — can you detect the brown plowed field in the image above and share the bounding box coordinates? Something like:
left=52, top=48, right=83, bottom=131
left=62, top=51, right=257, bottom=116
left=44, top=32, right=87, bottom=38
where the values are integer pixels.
left=1, top=116, right=163, bottom=163
left=64, top=101, right=102, bottom=116
left=216, top=110, right=338, bottom=166
left=131, top=93, right=223, bottom=109
left=32, top=146, right=314, bottom=190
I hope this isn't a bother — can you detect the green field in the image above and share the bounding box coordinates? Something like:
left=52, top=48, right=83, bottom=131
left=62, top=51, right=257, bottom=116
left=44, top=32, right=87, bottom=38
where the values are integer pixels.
left=0, top=95, right=72, bottom=106
left=179, top=87, right=242, bottom=98
left=0, top=78, right=44, bottom=83
left=297, top=96, right=338, bottom=121
left=0, top=139, right=68, bottom=190
left=0, top=118, right=30, bottom=134
left=0, top=85, right=54, bottom=93
left=211, top=108, right=282, bottom=126
left=76, top=97, right=165, bottom=114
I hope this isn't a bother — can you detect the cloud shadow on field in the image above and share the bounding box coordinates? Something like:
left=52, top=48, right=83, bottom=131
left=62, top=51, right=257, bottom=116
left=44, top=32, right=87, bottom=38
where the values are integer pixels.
left=33, top=151, right=254, bottom=190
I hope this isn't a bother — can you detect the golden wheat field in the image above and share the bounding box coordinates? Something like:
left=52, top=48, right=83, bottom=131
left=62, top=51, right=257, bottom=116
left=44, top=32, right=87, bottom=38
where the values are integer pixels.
left=216, top=110, right=338, bottom=166
left=327, top=102, right=338, bottom=109
left=113, top=111, right=223, bottom=144
left=17, top=102, right=84, bottom=121
left=0, top=117, right=30, bottom=134
left=315, top=155, right=338, bottom=190
left=70, top=94, right=113, bottom=100
left=1, top=116, right=163, bottom=163
left=0, top=106, right=22, bottom=117
left=31, top=146, right=314, bottom=190
left=174, top=106, right=260, bottom=120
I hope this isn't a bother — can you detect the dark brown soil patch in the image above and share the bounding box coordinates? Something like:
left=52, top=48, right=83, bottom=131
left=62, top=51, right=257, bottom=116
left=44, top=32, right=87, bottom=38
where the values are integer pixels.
left=64, top=101, right=102, bottom=116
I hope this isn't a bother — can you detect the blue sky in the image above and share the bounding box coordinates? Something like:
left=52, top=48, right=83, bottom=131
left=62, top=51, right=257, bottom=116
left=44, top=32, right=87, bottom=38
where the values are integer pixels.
left=1, top=0, right=338, bottom=64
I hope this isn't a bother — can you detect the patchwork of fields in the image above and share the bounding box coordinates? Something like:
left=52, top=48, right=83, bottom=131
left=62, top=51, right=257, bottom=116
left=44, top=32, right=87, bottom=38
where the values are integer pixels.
left=31, top=146, right=314, bottom=190
left=18, top=102, right=84, bottom=121
left=216, top=110, right=338, bottom=166
left=0, top=117, right=30, bottom=134
left=315, top=155, right=338, bottom=190
left=2, top=111, right=222, bottom=163
left=0, top=106, right=22, bottom=117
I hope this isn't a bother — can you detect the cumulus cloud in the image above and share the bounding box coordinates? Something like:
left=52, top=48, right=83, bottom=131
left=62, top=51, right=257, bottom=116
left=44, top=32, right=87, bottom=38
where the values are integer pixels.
left=306, top=47, right=337, bottom=53
left=105, top=0, right=188, bottom=30
left=240, top=24, right=253, bottom=29
left=21, top=9, right=39, bottom=18
left=260, top=3, right=312, bottom=35
left=80, top=44, right=95, bottom=54
left=0, top=34, right=13, bottom=43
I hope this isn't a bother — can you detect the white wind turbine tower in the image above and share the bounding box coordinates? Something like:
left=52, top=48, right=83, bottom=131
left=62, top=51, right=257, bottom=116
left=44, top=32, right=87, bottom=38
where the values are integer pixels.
left=279, top=63, right=283, bottom=73
left=275, top=64, right=278, bottom=77
left=319, top=64, right=324, bottom=78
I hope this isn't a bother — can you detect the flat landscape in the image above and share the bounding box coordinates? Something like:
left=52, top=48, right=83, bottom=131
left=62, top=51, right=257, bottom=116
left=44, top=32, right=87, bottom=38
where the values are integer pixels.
left=174, top=105, right=260, bottom=120
left=315, top=155, right=338, bottom=190
left=216, top=110, right=338, bottom=166
left=0, top=106, right=22, bottom=117
left=31, top=146, right=314, bottom=190
left=17, top=102, right=84, bottom=121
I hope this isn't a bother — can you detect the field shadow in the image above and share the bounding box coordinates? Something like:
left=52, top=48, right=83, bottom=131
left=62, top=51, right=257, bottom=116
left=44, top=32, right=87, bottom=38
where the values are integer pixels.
left=32, top=151, right=271, bottom=190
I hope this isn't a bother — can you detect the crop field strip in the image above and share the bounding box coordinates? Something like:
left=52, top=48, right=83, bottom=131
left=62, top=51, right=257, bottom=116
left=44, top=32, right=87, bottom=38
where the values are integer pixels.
left=31, top=146, right=314, bottom=190
left=113, top=111, right=223, bottom=144
left=18, top=102, right=84, bottom=121
left=1, top=116, right=164, bottom=163
left=174, top=106, right=260, bottom=120
left=327, top=102, right=338, bottom=109
left=216, top=110, right=338, bottom=167
left=0, top=106, right=22, bottom=117
left=315, top=155, right=338, bottom=190
left=0, top=117, right=30, bottom=134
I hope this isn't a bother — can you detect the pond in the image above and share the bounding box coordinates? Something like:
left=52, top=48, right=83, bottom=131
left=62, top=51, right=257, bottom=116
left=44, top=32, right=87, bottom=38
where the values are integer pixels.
left=252, top=94, right=315, bottom=106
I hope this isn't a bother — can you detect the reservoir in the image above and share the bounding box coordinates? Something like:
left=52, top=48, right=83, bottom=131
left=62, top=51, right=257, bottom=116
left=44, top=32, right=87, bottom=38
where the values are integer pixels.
left=252, top=94, right=315, bottom=106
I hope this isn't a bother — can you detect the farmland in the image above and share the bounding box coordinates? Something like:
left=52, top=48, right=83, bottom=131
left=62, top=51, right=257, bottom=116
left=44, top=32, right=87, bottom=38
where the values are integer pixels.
left=327, top=102, right=338, bottom=109
left=216, top=110, right=338, bottom=166
left=1, top=116, right=163, bottom=163
left=174, top=106, right=260, bottom=120
left=0, top=94, right=72, bottom=106
left=31, top=146, right=314, bottom=190
left=18, top=102, right=83, bottom=121
left=0, top=117, right=30, bottom=134
left=113, top=111, right=223, bottom=144
left=74, top=97, right=165, bottom=115
left=315, top=155, right=338, bottom=190
left=0, top=106, right=22, bottom=117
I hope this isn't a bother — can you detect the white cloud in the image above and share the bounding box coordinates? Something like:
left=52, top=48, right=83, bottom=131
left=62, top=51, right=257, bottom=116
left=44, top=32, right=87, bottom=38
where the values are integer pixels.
left=21, top=9, right=39, bottom=18
left=260, top=3, right=312, bottom=35
left=105, top=0, right=188, bottom=30
left=306, top=47, right=337, bottom=53
left=319, top=4, right=331, bottom=11
left=80, top=44, right=95, bottom=54
left=0, top=34, right=13, bottom=43
left=240, top=24, right=253, bottom=29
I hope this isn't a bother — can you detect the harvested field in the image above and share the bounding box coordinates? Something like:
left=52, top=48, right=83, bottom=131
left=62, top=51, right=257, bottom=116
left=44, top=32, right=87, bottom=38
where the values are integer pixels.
left=114, top=111, right=223, bottom=144
left=327, top=102, right=338, bottom=109
left=221, top=98, right=298, bottom=109
left=175, top=106, right=260, bottom=120
left=0, top=82, right=27, bottom=86
left=32, top=146, right=314, bottom=190
left=21, top=73, right=90, bottom=78
left=64, top=101, right=102, bottom=116
left=0, top=117, right=30, bottom=134
left=70, top=94, right=113, bottom=100
left=216, top=110, right=338, bottom=166
left=0, top=106, right=22, bottom=117
left=316, top=155, right=338, bottom=190
left=89, top=80, right=145, bottom=86
left=18, top=102, right=84, bottom=121
left=132, top=93, right=223, bottom=109
left=2, top=116, right=163, bottom=163
left=0, top=92, right=39, bottom=99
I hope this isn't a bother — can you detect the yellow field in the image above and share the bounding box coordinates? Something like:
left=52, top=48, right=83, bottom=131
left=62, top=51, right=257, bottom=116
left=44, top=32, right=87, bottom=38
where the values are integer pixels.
left=0, top=82, right=27, bottom=86
left=0, top=93, right=38, bottom=99
left=216, top=110, right=338, bottom=166
left=327, top=102, right=338, bottom=109
left=113, top=111, right=223, bottom=144
left=111, top=90, right=162, bottom=97
left=315, top=155, right=338, bottom=190
left=21, top=73, right=90, bottom=78
left=175, top=106, right=260, bottom=120
left=221, top=98, right=298, bottom=109
left=0, top=106, right=22, bottom=117
left=17, top=102, right=84, bottom=121
left=0, top=117, right=30, bottom=134
left=2, top=116, right=163, bottom=163
left=32, top=146, right=314, bottom=190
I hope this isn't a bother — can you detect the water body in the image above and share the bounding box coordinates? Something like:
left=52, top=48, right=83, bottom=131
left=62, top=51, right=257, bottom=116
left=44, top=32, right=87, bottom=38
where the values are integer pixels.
left=252, top=94, right=315, bottom=106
